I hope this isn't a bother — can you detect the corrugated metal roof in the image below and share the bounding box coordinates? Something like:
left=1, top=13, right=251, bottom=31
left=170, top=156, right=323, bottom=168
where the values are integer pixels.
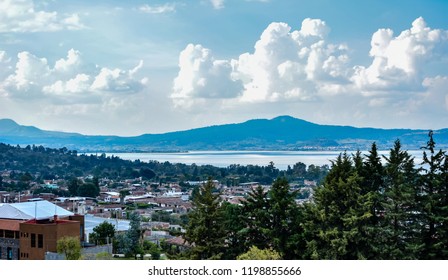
left=0, top=200, right=74, bottom=220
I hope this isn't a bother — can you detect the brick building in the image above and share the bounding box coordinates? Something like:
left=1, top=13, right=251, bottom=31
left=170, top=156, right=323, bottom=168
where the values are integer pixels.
left=0, top=200, right=84, bottom=260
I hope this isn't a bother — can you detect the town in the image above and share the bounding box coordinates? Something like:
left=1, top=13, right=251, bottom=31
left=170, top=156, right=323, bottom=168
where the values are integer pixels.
left=0, top=143, right=324, bottom=260
left=1, top=133, right=447, bottom=260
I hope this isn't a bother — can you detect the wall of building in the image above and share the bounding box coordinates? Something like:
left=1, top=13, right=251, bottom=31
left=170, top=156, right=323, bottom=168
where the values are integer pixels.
left=0, top=237, right=20, bottom=260
left=19, top=219, right=81, bottom=260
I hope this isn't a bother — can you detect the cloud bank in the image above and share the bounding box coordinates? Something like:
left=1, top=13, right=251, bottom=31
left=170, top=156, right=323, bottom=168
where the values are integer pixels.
left=0, top=49, right=148, bottom=105
left=171, top=17, right=448, bottom=127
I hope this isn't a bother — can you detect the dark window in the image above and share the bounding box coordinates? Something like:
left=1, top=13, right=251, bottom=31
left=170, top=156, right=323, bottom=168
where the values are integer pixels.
left=14, top=231, right=19, bottom=239
left=38, top=234, right=43, bottom=248
left=31, top=233, right=36, bottom=247
left=5, top=230, right=14, bottom=238
left=0, top=229, right=3, bottom=237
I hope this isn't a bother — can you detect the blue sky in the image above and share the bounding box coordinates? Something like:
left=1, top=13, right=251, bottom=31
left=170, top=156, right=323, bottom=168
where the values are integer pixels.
left=0, top=0, right=447, bottom=135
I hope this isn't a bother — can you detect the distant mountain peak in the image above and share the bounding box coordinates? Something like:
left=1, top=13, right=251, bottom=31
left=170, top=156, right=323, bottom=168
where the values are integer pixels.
left=0, top=118, right=19, bottom=126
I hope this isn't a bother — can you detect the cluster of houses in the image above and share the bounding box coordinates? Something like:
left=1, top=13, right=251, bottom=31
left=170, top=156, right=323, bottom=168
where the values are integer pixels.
left=1, top=171, right=317, bottom=259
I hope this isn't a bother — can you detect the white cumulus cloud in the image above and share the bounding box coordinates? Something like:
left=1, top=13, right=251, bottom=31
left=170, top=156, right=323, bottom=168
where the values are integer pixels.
left=0, top=0, right=85, bottom=33
left=171, top=44, right=243, bottom=108
left=1, top=49, right=148, bottom=103
left=171, top=18, right=351, bottom=107
left=235, top=19, right=351, bottom=102
left=352, top=17, right=448, bottom=93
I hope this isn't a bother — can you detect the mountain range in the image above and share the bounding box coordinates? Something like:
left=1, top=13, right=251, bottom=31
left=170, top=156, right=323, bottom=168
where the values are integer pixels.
left=0, top=116, right=447, bottom=152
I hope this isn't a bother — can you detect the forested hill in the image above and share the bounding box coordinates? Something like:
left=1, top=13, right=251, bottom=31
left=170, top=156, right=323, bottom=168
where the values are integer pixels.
left=0, top=116, right=447, bottom=152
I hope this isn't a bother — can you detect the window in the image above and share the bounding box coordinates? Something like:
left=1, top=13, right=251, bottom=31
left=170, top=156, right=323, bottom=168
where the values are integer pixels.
left=38, top=234, right=43, bottom=248
left=5, top=230, right=14, bottom=239
left=0, top=229, right=4, bottom=237
left=31, top=233, right=36, bottom=248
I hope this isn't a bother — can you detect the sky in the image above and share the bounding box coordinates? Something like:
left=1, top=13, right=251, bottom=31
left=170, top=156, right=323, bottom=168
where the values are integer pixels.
left=0, top=0, right=447, bottom=136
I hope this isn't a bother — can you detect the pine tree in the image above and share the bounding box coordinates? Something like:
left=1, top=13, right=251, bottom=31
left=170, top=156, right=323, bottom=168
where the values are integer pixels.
left=361, top=142, right=385, bottom=258
left=379, top=140, right=420, bottom=259
left=420, top=131, right=447, bottom=259
left=241, top=185, right=271, bottom=250
left=304, top=153, right=373, bottom=259
left=183, top=179, right=226, bottom=259
left=221, top=202, right=246, bottom=259
left=268, top=177, right=303, bottom=259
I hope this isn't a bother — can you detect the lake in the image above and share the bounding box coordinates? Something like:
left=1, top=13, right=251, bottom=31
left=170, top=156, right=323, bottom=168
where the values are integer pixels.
left=97, top=150, right=425, bottom=170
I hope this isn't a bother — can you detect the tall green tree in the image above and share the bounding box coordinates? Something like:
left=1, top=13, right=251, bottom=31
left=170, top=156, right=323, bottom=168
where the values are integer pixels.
left=268, top=177, right=304, bottom=259
left=304, top=153, right=373, bottom=259
left=360, top=142, right=385, bottom=258
left=419, top=131, right=448, bottom=259
left=379, top=140, right=420, bottom=259
left=115, top=212, right=144, bottom=258
left=241, top=185, right=271, bottom=250
left=183, top=179, right=226, bottom=259
left=221, top=202, right=246, bottom=259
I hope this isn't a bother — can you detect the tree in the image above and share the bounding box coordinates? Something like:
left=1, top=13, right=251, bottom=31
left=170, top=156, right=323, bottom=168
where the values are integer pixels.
left=89, top=221, right=115, bottom=245
left=77, top=182, right=100, bottom=198
left=119, top=190, right=130, bottom=204
left=304, top=153, right=373, bottom=259
left=68, top=177, right=80, bottom=196
left=241, top=185, right=271, bottom=250
left=140, top=168, right=156, bottom=180
left=183, top=179, right=226, bottom=259
left=419, top=131, right=448, bottom=259
left=57, top=236, right=82, bottom=260
left=379, top=140, right=420, bottom=259
left=268, top=177, right=303, bottom=259
left=143, top=240, right=161, bottom=260
left=360, top=142, right=385, bottom=258
left=221, top=202, right=246, bottom=259
left=114, top=212, right=144, bottom=258
left=237, top=246, right=281, bottom=260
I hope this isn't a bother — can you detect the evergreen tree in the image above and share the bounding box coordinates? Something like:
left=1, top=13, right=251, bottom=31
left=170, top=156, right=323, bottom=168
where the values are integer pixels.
left=304, top=153, right=373, bottom=259
left=241, top=185, right=271, bottom=250
left=420, top=131, right=447, bottom=259
left=183, top=179, right=226, bottom=259
left=379, top=140, right=420, bottom=259
left=268, top=177, right=303, bottom=259
left=361, top=142, right=385, bottom=258
left=115, top=212, right=144, bottom=258
left=221, top=202, right=246, bottom=259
